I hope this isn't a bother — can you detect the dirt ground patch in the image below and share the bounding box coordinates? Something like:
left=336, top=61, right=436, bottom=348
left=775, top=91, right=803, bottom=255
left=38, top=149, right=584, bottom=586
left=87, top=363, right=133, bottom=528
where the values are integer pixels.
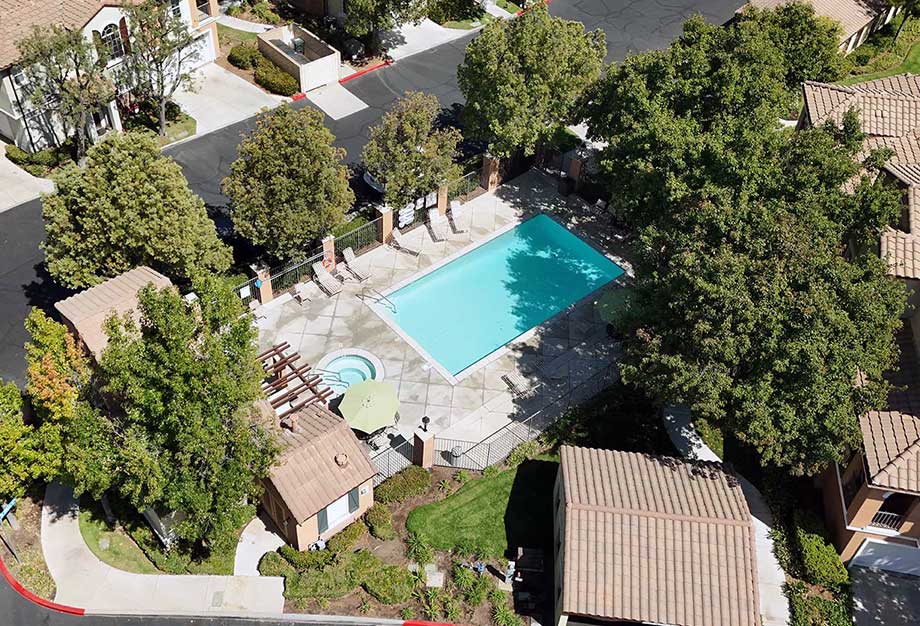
left=1, top=487, right=55, bottom=600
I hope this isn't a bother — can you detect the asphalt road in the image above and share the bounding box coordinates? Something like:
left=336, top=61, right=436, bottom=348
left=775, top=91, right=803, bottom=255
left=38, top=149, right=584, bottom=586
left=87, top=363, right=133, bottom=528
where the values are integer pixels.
left=0, top=0, right=742, bottom=390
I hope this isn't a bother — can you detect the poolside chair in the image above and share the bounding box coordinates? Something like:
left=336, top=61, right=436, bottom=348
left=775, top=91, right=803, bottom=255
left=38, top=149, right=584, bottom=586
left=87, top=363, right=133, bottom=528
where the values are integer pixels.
left=501, top=372, right=539, bottom=399
left=293, top=281, right=315, bottom=306
left=248, top=299, right=266, bottom=320
left=341, top=247, right=369, bottom=282
left=311, top=262, right=343, bottom=296
left=447, top=199, right=467, bottom=234
left=427, top=208, right=448, bottom=241
left=389, top=228, right=420, bottom=256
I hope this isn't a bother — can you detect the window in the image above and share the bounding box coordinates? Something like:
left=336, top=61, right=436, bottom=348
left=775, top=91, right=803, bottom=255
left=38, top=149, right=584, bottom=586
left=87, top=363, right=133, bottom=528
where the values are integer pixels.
left=11, top=68, right=27, bottom=88
left=317, top=507, right=328, bottom=534
left=168, top=0, right=182, bottom=18
left=101, top=24, right=125, bottom=59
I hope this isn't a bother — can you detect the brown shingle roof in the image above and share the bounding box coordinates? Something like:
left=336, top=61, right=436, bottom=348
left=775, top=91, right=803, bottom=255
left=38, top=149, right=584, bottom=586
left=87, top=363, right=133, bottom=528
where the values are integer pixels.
left=742, top=0, right=890, bottom=41
left=53, top=266, right=172, bottom=360
left=860, top=324, right=920, bottom=494
left=266, top=403, right=377, bottom=523
left=558, top=446, right=760, bottom=626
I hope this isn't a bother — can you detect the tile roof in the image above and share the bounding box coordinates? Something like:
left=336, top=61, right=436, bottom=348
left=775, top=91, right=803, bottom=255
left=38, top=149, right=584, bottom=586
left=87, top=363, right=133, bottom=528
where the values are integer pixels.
left=743, top=0, right=890, bottom=41
left=263, top=402, right=377, bottom=523
left=558, top=446, right=760, bottom=626
left=53, top=266, right=172, bottom=360
left=860, top=323, right=920, bottom=494
left=804, top=76, right=920, bottom=278
left=0, top=1, right=125, bottom=69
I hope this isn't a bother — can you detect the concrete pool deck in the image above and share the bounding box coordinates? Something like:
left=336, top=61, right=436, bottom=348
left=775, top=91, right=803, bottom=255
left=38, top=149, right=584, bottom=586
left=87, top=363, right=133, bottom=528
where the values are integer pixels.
left=255, top=170, right=632, bottom=451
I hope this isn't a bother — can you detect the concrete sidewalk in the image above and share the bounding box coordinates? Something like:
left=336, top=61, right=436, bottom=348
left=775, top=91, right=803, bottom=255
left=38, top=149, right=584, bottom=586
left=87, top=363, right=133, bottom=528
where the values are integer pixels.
left=0, top=145, right=53, bottom=214
left=383, top=19, right=480, bottom=61
left=663, top=407, right=791, bottom=626
left=41, top=483, right=284, bottom=615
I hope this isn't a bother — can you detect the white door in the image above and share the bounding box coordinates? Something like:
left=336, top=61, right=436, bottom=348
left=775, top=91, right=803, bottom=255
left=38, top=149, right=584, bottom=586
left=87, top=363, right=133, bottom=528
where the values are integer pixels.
left=325, top=493, right=350, bottom=529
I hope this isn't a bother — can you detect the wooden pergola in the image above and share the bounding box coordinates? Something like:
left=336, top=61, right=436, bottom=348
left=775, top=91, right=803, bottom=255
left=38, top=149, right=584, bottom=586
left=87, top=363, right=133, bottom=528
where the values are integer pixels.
left=258, top=343, right=333, bottom=422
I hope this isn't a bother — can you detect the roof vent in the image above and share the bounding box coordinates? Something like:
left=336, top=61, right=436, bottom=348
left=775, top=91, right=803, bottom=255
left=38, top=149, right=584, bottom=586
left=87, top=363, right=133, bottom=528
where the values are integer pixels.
left=335, top=453, right=349, bottom=468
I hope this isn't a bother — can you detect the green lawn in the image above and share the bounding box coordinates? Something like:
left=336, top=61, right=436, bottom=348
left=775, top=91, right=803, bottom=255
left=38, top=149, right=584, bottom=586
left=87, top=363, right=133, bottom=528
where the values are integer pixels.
left=496, top=0, right=522, bottom=13
left=78, top=498, right=161, bottom=575
left=442, top=12, right=494, bottom=30
left=406, top=457, right=557, bottom=559
left=217, top=23, right=259, bottom=46
left=841, top=39, right=920, bottom=84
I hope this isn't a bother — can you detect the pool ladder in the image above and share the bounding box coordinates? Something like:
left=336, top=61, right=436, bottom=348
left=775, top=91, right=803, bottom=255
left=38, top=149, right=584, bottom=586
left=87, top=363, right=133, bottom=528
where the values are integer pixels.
left=315, top=369, right=348, bottom=387
left=359, top=287, right=397, bottom=313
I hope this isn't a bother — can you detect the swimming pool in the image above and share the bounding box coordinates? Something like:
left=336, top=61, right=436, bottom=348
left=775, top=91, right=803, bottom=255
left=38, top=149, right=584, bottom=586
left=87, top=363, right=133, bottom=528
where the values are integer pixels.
left=374, top=214, right=624, bottom=379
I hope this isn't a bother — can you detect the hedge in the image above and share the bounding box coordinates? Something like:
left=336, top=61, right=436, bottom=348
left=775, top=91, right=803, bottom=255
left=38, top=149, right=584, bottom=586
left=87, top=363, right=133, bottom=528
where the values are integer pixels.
left=788, top=581, right=851, bottom=626
left=363, top=562, right=414, bottom=604
left=254, top=57, right=299, bottom=96
left=375, top=466, right=431, bottom=504
left=228, top=43, right=261, bottom=70
left=794, top=512, right=849, bottom=591
left=326, top=520, right=367, bottom=553
left=365, top=503, right=396, bottom=540
left=5, top=142, right=72, bottom=177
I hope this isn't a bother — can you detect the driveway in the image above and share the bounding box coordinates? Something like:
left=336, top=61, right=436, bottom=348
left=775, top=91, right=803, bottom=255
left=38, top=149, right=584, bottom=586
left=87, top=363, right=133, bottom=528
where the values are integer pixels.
left=172, top=64, right=286, bottom=136
left=0, top=144, right=53, bottom=214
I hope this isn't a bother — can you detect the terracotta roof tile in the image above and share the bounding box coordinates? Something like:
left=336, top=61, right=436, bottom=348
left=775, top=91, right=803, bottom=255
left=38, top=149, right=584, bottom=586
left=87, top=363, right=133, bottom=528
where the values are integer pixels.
left=53, top=266, right=172, bottom=359
left=558, top=446, right=760, bottom=626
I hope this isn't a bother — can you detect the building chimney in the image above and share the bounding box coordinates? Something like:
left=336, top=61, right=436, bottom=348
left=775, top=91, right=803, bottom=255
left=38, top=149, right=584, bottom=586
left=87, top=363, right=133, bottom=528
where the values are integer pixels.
left=335, top=453, right=349, bottom=468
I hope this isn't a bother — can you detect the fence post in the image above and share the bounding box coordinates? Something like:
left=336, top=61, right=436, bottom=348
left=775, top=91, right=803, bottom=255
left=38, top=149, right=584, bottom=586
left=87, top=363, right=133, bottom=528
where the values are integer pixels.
left=568, top=154, right=584, bottom=192
left=378, top=206, right=393, bottom=242
left=251, top=263, right=273, bottom=305
left=436, top=184, right=448, bottom=216
left=322, top=235, right=336, bottom=271
left=413, top=429, right=435, bottom=470
left=481, top=155, right=500, bottom=192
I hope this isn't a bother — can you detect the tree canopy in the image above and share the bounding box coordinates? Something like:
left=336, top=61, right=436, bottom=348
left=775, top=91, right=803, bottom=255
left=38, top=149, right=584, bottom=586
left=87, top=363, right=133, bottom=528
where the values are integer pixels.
left=96, top=275, right=275, bottom=549
left=223, top=105, right=354, bottom=261
left=0, top=382, right=33, bottom=500
left=344, top=0, right=426, bottom=46
left=585, top=16, right=906, bottom=474
left=42, top=131, right=231, bottom=288
left=362, top=91, right=461, bottom=209
left=457, top=3, right=605, bottom=157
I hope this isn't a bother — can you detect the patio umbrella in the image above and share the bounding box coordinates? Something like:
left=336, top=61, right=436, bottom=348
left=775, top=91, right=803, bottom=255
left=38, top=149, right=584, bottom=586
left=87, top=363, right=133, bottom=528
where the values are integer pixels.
left=339, top=379, right=400, bottom=434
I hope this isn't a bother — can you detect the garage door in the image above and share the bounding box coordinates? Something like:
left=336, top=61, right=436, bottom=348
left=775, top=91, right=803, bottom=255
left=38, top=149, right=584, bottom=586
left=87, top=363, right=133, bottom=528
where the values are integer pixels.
left=851, top=539, right=920, bottom=577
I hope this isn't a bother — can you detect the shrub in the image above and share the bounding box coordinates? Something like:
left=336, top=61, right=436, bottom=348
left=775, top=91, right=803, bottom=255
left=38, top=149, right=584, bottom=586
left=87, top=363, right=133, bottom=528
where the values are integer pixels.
left=795, top=518, right=848, bottom=591
left=279, top=544, right=333, bottom=570
left=422, top=588, right=443, bottom=620
left=483, top=465, right=500, bottom=479
left=454, top=470, right=470, bottom=486
left=5, top=142, right=71, bottom=176
left=454, top=536, right=488, bottom=560
left=506, top=439, right=541, bottom=468
left=363, top=563, right=415, bottom=604
left=400, top=607, right=415, bottom=620
left=327, top=520, right=367, bottom=554
left=251, top=0, right=282, bottom=24
left=375, top=466, right=431, bottom=504
left=228, top=43, right=261, bottom=69
left=5, top=143, right=30, bottom=165
left=788, top=581, right=851, bottom=626
left=452, top=563, right=491, bottom=605
left=365, top=504, right=396, bottom=541
left=330, top=215, right=370, bottom=237
left=226, top=4, right=244, bottom=17
left=406, top=531, right=434, bottom=564
left=259, top=550, right=297, bottom=578
left=491, top=597, right=523, bottom=626
left=254, top=57, right=299, bottom=96
left=443, top=594, right=462, bottom=622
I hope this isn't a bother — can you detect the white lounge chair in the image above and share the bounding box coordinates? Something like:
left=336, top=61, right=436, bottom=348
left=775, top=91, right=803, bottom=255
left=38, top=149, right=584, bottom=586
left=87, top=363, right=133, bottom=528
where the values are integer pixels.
left=341, top=247, right=368, bottom=282
left=427, top=208, right=448, bottom=241
left=248, top=299, right=266, bottom=320
left=293, top=281, right=314, bottom=305
left=447, top=199, right=466, bottom=233
left=311, top=262, right=342, bottom=296
left=389, top=228, right=420, bottom=256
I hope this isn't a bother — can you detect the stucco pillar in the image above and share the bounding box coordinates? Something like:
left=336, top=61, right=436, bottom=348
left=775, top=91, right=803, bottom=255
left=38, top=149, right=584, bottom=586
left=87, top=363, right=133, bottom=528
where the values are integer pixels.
left=567, top=156, right=584, bottom=191
left=481, top=155, right=500, bottom=192
left=322, top=235, right=336, bottom=271
left=436, top=184, right=448, bottom=217
left=413, top=428, right=435, bottom=470
left=108, top=101, right=123, bottom=132
left=378, top=205, right=393, bottom=242
left=252, top=263, right=273, bottom=305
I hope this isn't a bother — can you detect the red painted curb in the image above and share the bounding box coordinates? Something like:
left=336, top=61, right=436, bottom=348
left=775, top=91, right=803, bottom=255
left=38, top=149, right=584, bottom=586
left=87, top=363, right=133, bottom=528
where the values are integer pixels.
left=291, top=92, right=307, bottom=101
left=339, top=58, right=393, bottom=84
left=0, top=553, right=85, bottom=615
left=404, top=621, right=456, bottom=626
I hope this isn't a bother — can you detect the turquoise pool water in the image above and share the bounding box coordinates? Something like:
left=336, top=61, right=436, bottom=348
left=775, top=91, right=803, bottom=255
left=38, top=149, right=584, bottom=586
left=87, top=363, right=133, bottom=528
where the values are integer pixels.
left=378, top=214, right=624, bottom=376
left=321, top=355, right=376, bottom=394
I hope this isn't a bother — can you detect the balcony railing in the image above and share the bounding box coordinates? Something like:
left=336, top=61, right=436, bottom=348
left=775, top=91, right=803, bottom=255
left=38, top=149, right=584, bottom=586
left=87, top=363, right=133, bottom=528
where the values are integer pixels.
left=196, top=0, right=213, bottom=21
left=869, top=510, right=905, bottom=531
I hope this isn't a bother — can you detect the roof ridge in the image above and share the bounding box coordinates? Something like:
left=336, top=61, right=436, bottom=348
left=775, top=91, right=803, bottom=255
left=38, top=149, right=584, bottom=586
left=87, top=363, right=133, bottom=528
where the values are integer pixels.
left=804, top=80, right=856, bottom=94
left=874, top=431, right=920, bottom=482
left=567, top=501, right=751, bottom=527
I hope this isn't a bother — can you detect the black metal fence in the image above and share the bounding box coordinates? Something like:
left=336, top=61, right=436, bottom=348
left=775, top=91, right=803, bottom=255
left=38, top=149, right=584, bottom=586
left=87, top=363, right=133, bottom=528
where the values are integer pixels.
left=370, top=438, right=414, bottom=486
left=269, top=249, right=324, bottom=296
left=334, top=217, right=382, bottom=256
left=447, top=171, right=480, bottom=202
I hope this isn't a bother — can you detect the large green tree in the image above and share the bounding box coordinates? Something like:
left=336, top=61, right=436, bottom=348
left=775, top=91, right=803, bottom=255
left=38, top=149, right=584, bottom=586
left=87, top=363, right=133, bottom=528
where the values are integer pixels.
left=97, top=275, right=275, bottom=549
left=0, top=383, right=35, bottom=500
left=17, top=24, right=117, bottom=158
left=457, top=3, right=605, bottom=157
left=344, top=0, right=426, bottom=50
left=118, top=0, right=200, bottom=136
left=223, top=105, right=354, bottom=261
left=362, top=91, right=461, bottom=209
left=586, top=16, right=906, bottom=475
left=42, top=131, right=231, bottom=288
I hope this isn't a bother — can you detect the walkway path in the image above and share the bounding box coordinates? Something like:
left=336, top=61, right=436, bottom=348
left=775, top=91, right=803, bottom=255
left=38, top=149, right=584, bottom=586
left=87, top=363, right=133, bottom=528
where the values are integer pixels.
left=40, top=483, right=284, bottom=616
left=216, top=14, right=273, bottom=33
left=0, top=144, right=53, bottom=214
left=662, top=407, right=790, bottom=626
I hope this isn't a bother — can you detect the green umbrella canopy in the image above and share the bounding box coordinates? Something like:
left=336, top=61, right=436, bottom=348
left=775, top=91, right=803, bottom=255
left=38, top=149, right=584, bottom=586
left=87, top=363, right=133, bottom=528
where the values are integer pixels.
left=595, top=287, right=632, bottom=325
left=339, top=379, right=400, bottom=433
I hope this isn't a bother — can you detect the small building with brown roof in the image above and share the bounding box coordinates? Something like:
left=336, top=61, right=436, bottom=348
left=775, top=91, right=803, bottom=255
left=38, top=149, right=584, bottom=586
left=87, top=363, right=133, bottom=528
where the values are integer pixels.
left=258, top=401, right=378, bottom=549
left=554, top=446, right=761, bottom=626
left=736, top=0, right=898, bottom=53
left=54, top=265, right=172, bottom=361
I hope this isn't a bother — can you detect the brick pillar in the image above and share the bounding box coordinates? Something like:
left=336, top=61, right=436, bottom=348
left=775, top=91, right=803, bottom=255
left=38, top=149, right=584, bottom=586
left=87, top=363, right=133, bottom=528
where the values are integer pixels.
left=378, top=205, right=393, bottom=242
left=322, top=235, right=336, bottom=271
left=481, top=155, right=500, bottom=192
left=568, top=156, right=584, bottom=191
left=252, top=263, right=273, bottom=305
left=413, top=428, right=435, bottom=470
left=436, top=184, right=448, bottom=217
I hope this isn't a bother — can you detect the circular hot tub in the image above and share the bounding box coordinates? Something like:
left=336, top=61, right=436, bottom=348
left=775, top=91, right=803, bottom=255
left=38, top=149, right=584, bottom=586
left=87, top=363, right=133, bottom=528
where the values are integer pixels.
left=317, top=348, right=385, bottom=396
